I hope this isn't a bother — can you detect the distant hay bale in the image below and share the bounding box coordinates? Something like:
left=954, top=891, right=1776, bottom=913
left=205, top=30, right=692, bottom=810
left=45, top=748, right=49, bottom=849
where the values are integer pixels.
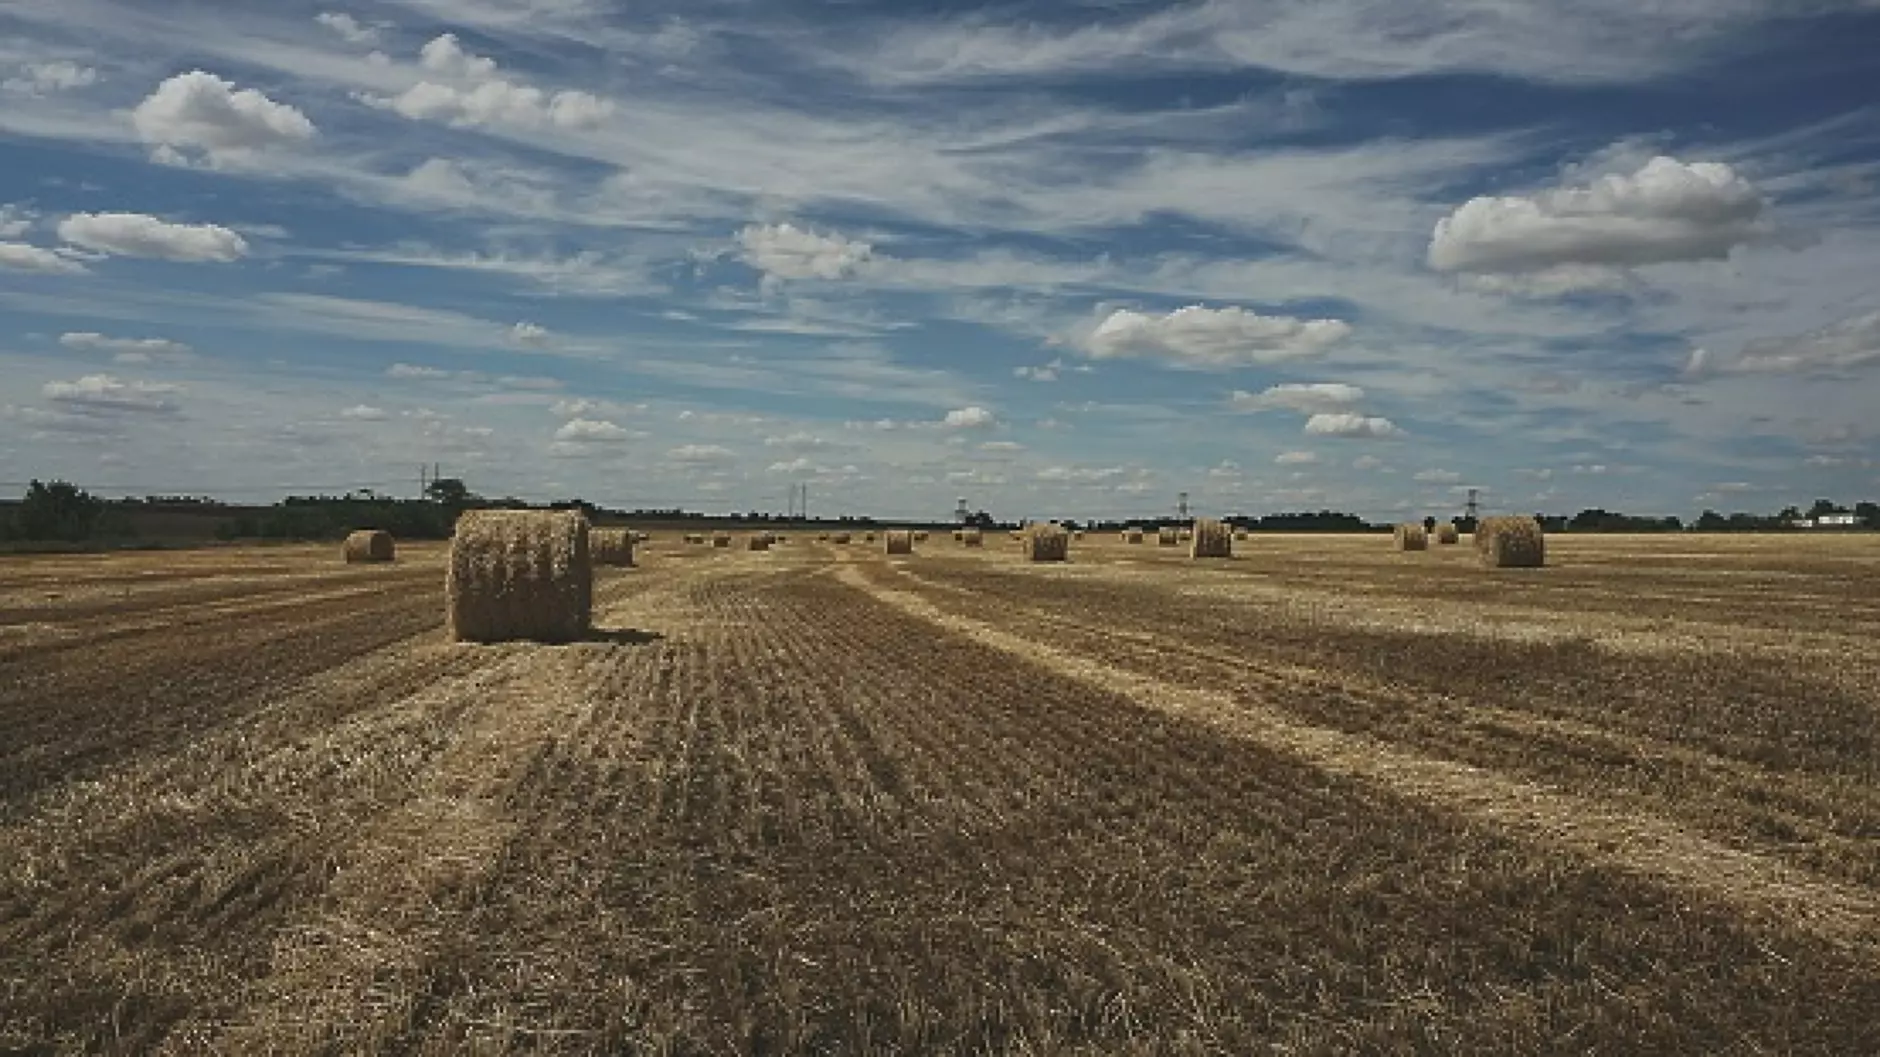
left=684, top=533, right=705, bottom=545
left=1023, top=522, right=1069, bottom=562
left=1009, top=530, right=1023, bottom=541
left=1190, top=518, right=1232, bottom=559
left=1233, top=528, right=1249, bottom=540
left=885, top=529, right=914, bottom=555
left=712, top=531, right=731, bottom=548
left=590, top=527, right=635, bottom=567
left=1178, top=529, right=1193, bottom=542
left=747, top=534, right=771, bottom=551
left=1436, top=521, right=1460, bottom=545
left=1394, top=523, right=1429, bottom=551
left=952, top=529, right=964, bottom=541
left=817, top=532, right=830, bottom=541
left=446, top=509, right=591, bottom=644
left=913, top=530, right=929, bottom=542
left=865, top=532, right=876, bottom=542
left=1476, top=516, right=1545, bottom=568
left=1125, top=527, right=1144, bottom=544
left=1072, top=530, right=1085, bottom=541
left=831, top=532, right=852, bottom=544
left=343, top=529, right=394, bottom=563
left=961, top=527, right=983, bottom=547
left=1158, top=527, right=1179, bottom=546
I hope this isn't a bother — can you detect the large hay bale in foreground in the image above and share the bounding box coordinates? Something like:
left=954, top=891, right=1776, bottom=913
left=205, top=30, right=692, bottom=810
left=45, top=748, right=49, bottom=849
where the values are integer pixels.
left=590, top=527, right=635, bottom=567
left=1023, top=522, right=1069, bottom=562
left=1436, top=521, right=1460, bottom=545
left=747, top=535, right=771, bottom=551
left=343, top=529, right=394, bottom=563
left=1190, top=518, right=1232, bottom=559
left=1476, top=516, right=1545, bottom=567
left=885, top=529, right=914, bottom=555
left=1394, top=523, right=1429, bottom=552
left=1157, top=527, right=1179, bottom=547
left=446, top=510, right=591, bottom=644
left=961, top=528, right=983, bottom=547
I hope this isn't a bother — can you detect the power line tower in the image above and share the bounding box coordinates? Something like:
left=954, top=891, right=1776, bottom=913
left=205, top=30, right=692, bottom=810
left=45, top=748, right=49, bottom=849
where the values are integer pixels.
left=1465, top=487, right=1480, bottom=521
left=1177, top=491, right=1189, bottom=520
left=955, top=496, right=970, bottom=524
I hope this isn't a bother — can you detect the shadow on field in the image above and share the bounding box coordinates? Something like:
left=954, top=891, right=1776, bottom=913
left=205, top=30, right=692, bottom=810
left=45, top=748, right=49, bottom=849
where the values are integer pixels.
left=584, top=626, right=663, bottom=646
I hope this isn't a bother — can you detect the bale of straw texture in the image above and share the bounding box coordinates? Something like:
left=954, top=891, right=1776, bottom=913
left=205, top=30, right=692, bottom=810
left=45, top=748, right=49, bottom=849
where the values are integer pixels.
left=1476, top=515, right=1545, bottom=567
left=1125, top=528, right=1144, bottom=544
left=865, top=532, right=876, bottom=542
left=1073, top=530, right=1085, bottom=541
left=952, top=529, right=964, bottom=541
left=1436, top=521, right=1460, bottom=545
left=343, top=529, right=395, bottom=563
left=961, top=527, right=983, bottom=547
left=590, top=527, right=635, bottom=567
left=1023, top=522, right=1069, bottom=562
left=885, top=529, right=914, bottom=555
left=446, top=509, right=591, bottom=644
left=1190, top=518, right=1233, bottom=559
left=1158, top=527, right=1180, bottom=547
left=746, top=535, right=771, bottom=551
left=1233, top=529, right=1249, bottom=541
left=1394, top=523, right=1429, bottom=551
left=1178, top=529, right=1193, bottom=542
left=712, top=532, right=731, bottom=548
left=1009, top=530, right=1023, bottom=541
left=831, top=532, right=852, bottom=544
left=914, top=530, right=929, bottom=542
left=685, top=533, right=705, bottom=545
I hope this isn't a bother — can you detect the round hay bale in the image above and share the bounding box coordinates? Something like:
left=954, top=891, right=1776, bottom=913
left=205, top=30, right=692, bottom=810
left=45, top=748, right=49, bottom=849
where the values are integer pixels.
left=590, top=527, right=635, bottom=567
left=952, top=529, right=964, bottom=541
left=1157, top=527, right=1179, bottom=547
left=1125, top=527, right=1144, bottom=544
left=684, top=533, right=705, bottom=545
left=864, top=532, right=876, bottom=542
left=831, top=532, right=852, bottom=544
left=913, top=530, right=929, bottom=542
left=746, top=534, right=771, bottom=551
left=1394, top=523, right=1429, bottom=551
left=961, top=527, right=983, bottom=547
left=1476, top=516, right=1545, bottom=567
left=1190, top=518, right=1232, bottom=559
left=885, top=529, right=914, bottom=555
left=343, top=529, right=394, bottom=563
left=1023, top=522, right=1069, bottom=562
left=446, top=509, right=591, bottom=644
left=1435, top=521, right=1460, bottom=545
left=1232, top=529, right=1249, bottom=541
left=712, top=531, right=731, bottom=548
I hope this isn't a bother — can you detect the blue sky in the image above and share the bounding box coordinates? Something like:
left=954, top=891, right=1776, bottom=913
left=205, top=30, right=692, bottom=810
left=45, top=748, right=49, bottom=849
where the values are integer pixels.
left=2, top=0, right=1878, bottom=521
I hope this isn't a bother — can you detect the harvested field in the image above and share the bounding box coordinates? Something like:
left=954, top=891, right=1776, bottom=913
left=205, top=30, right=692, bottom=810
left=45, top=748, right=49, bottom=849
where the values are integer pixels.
left=3, top=533, right=1878, bottom=1053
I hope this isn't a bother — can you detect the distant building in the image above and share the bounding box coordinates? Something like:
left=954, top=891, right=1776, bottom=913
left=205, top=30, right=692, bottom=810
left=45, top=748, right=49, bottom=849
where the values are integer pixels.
left=1817, top=513, right=1859, bottom=528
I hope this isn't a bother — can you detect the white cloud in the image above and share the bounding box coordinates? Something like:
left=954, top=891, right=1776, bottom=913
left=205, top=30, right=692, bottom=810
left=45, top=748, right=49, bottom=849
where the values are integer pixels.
left=554, top=418, right=634, bottom=443
left=510, top=321, right=550, bottom=347
left=1014, top=364, right=1058, bottom=381
left=59, top=332, right=194, bottom=363
left=364, top=35, right=614, bottom=131
left=1304, top=412, right=1402, bottom=438
left=1230, top=382, right=1365, bottom=414
left=2, top=61, right=98, bottom=96
left=314, top=12, right=380, bottom=45
left=738, top=222, right=874, bottom=281
left=1712, top=312, right=1880, bottom=375
left=980, top=440, right=1025, bottom=453
left=57, top=212, right=248, bottom=262
left=1036, top=465, right=1127, bottom=483
left=1085, top=305, right=1350, bottom=369
left=942, top=405, right=996, bottom=429
left=1571, top=463, right=1609, bottom=475
left=0, top=241, right=87, bottom=274
left=767, top=457, right=821, bottom=475
left=339, top=404, right=388, bottom=421
left=1429, top=156, right=1765, bottom=277
left=0, top=205, right=31, bottom=239
left=42, top=374, right=182, bottom=416
left=763, top=431, right=829, bottom=450
left=1352, top=455, right=1385, bottom=471
left=387, top=363, right=453, bottom=380
left=1414, top=469, right=1462, bottom=484
left=1275, top=450, right=1318, bottom=465
left=668, top=443, right=736, bottom=464
left=131, top=71, right=315, bottom=167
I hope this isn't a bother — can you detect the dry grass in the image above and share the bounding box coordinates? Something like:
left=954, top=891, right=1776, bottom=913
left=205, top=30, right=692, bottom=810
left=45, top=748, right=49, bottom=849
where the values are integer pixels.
left=1394, top=523, right=1430, bottom=552
left=1436, top=522, right=1460, bottom=545
left=590, top=528, right=635, bottom=567
left=1190, top=518, right=1233, bottom=559
left=1022, top=522, right=1070, bottom=562
left=1477, top=516, right=1546, bottom=567
left=444, top=509, right=592, bottom=644
left=885, top=530, right=914, bottom=555
left=342, top=529, right=394, bottom=564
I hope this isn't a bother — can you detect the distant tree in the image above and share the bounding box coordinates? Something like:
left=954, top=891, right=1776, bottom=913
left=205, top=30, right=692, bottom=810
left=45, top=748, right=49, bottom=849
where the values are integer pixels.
left=1857, top=501, right=1880, bottom=529
left=1809, top=498, right=1847, bottom=518
left=1423, top=515, right=1437, bottom=533
left=426, top=477, right=472, bottom=506
left=14, top=480, right=104, bottom=542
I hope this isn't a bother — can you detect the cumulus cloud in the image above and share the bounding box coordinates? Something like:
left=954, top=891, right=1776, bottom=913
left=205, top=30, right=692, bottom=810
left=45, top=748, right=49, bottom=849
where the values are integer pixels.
left=763, top=431, right=829, bottom=450
left=1414, top=469, right=1462, bottom=484
left=980, top=440, right=1025, bottom=453
left=0, top=241, right=87, bottom=274
left=1229, top=382, right=1365, bottom=414
left=57, top=212, right=248, bottom=261
left=364, top=35, right=614, bottom=131
left=668, top=443, right=735, bottom=464
left=738, top=222, right=874, bottom=281
left=1352, top=455, right=1385, bottom=471
left=0, top=204, right=31, bottom=238
left=1036, top=465, right=1127, bottom=483
left=553, top=418, right=634, bottom=443
left=387, top=362, right=452, bottom=380
left=1085, top=305, right=1350, bottom=369
left=314, top=11, right=380, bottom=45
left=59, top=332, right=193, bottom=363
left=942, top=406, right=996, bottom=429
left=1303, top=412, right=1401, bottom=438
left=510, top=321, right=549, bottom=346
left=1274, top=450, right=1318, bottom=465
left=1014, top=364, right=1058, bottom=381
left=2, top=61, right=98, bottom=96
left=339, top=404, right=388, bottom=421
left=132, top=71, right=316, bottom=167
left=1429, top=156, right=1765, bottom=277
left=43, top=374, right=182, bottom=416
